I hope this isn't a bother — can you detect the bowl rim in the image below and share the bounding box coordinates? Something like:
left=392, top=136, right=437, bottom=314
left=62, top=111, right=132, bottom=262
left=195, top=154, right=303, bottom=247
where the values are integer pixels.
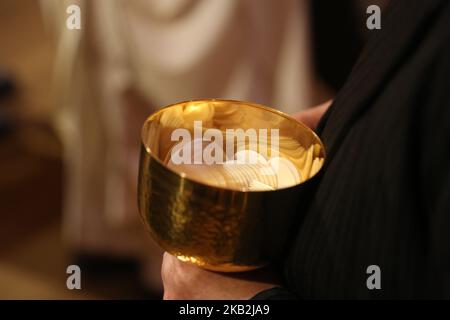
left=140, top=98, right=326, bottom=193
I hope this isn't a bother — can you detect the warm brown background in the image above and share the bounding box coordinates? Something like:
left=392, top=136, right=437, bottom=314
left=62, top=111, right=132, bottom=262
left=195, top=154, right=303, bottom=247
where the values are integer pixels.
left=0, top=0, right=153, bottom=299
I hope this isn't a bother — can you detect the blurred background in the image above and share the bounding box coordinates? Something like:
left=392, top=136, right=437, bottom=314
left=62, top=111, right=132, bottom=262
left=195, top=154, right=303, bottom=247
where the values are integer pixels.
left=0, top=0, right=386, bottom=299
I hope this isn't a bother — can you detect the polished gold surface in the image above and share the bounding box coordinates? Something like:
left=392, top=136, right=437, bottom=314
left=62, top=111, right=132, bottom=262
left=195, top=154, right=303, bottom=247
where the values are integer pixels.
left=138, top=99, right=325, bottom=271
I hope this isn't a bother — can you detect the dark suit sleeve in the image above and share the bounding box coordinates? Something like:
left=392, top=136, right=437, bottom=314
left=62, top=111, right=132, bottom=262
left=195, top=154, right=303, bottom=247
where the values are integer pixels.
left=420, top=38, right=450, bottom=298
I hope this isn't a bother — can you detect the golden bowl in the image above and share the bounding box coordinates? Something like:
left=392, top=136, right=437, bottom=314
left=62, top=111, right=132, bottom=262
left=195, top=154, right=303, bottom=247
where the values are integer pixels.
left=138, top=99, right=325, bottom=272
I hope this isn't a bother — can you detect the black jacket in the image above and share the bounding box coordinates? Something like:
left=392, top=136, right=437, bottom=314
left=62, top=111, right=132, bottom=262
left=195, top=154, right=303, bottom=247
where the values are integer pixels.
left=256, top=0, right=450, bottom=299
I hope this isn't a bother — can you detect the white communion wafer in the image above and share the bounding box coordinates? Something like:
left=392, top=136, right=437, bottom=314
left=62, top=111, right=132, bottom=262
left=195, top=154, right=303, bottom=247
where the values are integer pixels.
left=309, top=157, right=324, bottom=178
left=302, top=145, right=314, bottom=181
left=222, top=160, right=249, bottom=188
left=313, top=143, right=321, bottom=157
left=166, top=140, right=305, bottom=190
left=268, top=157, right=301, bottom=189
left=223, top=164, right=277, bottom=190
left=166, top=161, right=228, bottom=188
left=248, top=180, right=276, bottom=191
left=294, top=147, right=308, bottom=174
left=234, top=149, right=268, bottom=164
left=166, top=138, right=228, bottom=187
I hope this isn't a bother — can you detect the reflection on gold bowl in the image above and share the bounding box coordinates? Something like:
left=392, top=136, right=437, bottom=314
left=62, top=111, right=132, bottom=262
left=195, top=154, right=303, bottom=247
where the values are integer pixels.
left=138, top=99, right=326, bottom=272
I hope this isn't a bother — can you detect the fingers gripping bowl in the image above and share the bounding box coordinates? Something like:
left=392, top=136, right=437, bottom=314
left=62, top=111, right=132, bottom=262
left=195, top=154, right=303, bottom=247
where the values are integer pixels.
left=138, top=99, right=326, bottom=272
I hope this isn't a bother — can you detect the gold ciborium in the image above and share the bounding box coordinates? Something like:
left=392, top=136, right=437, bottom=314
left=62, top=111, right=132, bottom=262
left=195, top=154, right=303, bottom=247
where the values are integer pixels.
left=138, top=99, right=325, bottom=272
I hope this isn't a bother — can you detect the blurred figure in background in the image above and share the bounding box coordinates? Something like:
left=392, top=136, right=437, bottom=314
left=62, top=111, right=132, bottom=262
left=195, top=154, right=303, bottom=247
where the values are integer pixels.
left=41, top=0, right=327, bottom=292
